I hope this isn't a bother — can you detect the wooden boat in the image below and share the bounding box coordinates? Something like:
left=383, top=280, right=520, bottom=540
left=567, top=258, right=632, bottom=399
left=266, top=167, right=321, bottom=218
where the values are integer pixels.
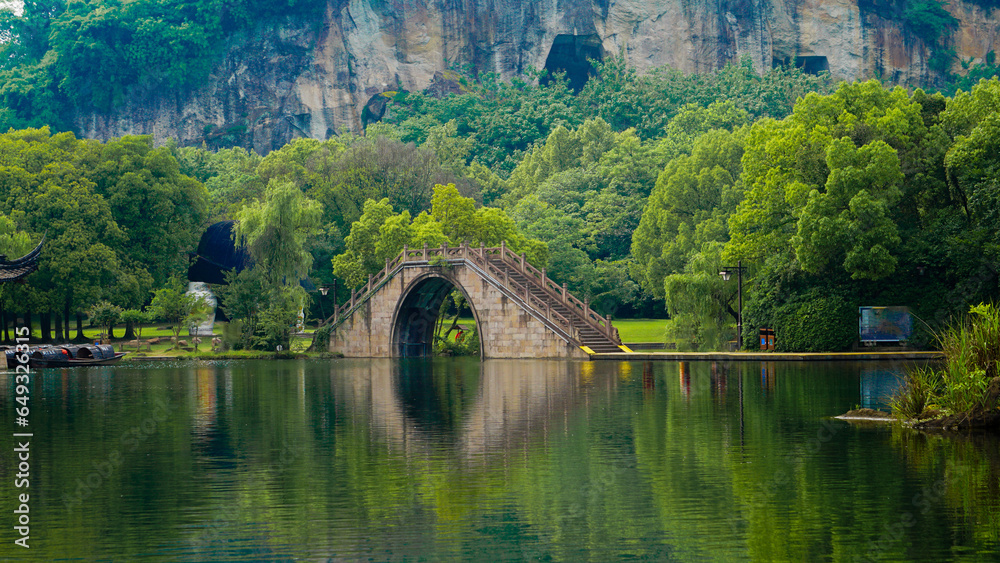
left=22, top=344, right=128, bottom=368
left=30, top=351, right=128, bottom=368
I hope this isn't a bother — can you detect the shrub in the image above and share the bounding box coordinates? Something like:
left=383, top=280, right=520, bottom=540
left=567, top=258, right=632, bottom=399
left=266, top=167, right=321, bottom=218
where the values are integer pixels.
left=893, top=302, right=1000, bottom=418
left=774, top=293, right=857, bottom=352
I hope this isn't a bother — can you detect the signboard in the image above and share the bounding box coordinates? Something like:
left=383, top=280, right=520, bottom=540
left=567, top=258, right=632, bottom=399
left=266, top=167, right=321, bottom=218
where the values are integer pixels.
left=859, top=306, right=912, bottom=344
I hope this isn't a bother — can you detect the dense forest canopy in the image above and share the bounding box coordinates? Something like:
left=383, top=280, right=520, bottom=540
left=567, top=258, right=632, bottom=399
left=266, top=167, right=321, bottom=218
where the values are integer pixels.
left=0, top=0, right=998, bottom=350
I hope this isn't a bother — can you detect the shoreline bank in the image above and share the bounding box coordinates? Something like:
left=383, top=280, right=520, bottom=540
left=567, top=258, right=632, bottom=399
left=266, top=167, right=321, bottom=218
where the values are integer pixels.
left=590, top=351, right=943, bottom=361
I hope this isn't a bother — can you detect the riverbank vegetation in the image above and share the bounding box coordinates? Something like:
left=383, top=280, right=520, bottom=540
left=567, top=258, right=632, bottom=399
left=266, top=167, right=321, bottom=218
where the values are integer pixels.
left=1, top=47, right=999, bottom=351
left=892, top=303, right=1000, bottom=427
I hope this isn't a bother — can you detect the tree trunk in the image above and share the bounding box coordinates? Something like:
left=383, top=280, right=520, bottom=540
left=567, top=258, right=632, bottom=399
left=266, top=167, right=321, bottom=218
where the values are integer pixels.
left=108, top=324, right=115, bottom=340
left=75, top=313, right=86, bottom=342
left=40, top=312, right=51, bottom=342
left=54, top=312, right=63, bottom=343
left=23, top=310, right=31, bottom=340
left=123, top=322, right=135, bottom=341
left=64, top=300, right=72, bottom=341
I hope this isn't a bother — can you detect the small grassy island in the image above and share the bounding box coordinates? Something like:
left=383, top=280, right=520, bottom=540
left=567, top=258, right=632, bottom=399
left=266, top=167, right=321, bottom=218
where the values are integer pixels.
left=889, top=303, right=1000, bottom=430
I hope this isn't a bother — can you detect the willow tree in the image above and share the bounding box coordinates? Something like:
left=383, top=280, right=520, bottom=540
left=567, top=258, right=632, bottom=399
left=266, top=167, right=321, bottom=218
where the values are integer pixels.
left=231, top=179, right=322, bottom=349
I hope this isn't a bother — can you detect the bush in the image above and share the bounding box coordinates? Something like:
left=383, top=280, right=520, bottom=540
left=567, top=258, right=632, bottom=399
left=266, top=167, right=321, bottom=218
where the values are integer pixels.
left=773, top=293, right=857, bottom=352
left=435, top=327, right=480, bottom=356
left=893, top=302, right=1000, bottom=418
left=220, top=321, right=246, bottom=351
left=308, top=323, right=333, bottom=352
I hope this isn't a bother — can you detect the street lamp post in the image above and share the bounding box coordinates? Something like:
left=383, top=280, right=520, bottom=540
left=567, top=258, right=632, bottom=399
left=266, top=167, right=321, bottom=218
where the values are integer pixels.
left=318, top=285, right=329, bottom=322
left=719, top=260, right=746, bottom=349
left=319, top=279, right=338, bottom=325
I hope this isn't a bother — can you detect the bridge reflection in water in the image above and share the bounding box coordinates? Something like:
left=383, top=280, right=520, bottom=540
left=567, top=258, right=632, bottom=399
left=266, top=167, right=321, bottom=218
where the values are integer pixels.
left=328, top=358, right=610, bottom=460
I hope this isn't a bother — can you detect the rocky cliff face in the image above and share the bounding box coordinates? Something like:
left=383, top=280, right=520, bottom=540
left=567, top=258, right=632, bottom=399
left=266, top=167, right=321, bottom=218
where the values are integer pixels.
left=76, top=0, right=1000, bottom=153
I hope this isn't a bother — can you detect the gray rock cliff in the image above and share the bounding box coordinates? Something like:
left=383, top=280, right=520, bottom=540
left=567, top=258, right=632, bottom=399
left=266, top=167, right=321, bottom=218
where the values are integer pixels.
left=76, top=0, right=1000, bottom=153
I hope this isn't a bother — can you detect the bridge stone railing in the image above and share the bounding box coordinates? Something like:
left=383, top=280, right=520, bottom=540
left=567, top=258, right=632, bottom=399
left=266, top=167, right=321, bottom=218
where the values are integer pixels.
left=329, top=241, right=621, bottom=346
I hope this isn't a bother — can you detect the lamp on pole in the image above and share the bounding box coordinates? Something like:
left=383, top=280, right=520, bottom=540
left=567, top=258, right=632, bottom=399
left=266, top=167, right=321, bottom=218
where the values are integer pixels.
left=318, top=279, right=338, bottom=325
left=719, top=260, right=746, bottom=349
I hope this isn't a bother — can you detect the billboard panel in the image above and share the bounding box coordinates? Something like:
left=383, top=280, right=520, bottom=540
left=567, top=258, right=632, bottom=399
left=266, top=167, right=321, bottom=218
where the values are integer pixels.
left=859, top=306, right=912, bottom=344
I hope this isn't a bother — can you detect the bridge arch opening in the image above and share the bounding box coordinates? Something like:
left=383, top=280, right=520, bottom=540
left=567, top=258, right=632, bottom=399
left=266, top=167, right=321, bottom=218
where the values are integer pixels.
left=391, top=274, right=483, bottom=358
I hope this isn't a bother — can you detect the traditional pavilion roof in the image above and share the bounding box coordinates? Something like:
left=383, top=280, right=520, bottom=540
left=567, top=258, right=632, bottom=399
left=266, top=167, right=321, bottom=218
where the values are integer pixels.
left=0, top=237, right=43, bottom=283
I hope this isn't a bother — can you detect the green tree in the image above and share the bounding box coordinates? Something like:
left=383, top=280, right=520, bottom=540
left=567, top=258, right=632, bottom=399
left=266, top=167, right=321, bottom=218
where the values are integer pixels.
left=234, top=179, right=322, bottom=288
left=333, top=184, right=548, bottom=288
left=632, top=128, right=745, bottom=299
left=119, top=308, right=150, bottom=349
left=150, top=278, right=207, bottom=349
left=232, top=179, right=322, bottom=349
left=216, top=268, right=266, bottom=350
left=80, top=135, right=210, bottom=291
left=88, top=301, right=122, bottom=341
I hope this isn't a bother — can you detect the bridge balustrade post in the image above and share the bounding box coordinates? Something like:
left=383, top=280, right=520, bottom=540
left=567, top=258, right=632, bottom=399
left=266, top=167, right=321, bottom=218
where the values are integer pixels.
left=541, top=268, right=546, bottom=289
left=385, top=257, right=390, bottom=274
left=500, top=240, right=506, bottom=260
left=403, top=245, right=408, bottom=263
left=462, top=240, right=468, bottom=259
left=504, top=269, right=509, bottom=287
left=584, top=297, right=589, bottom=312
left=368, top=274, right=373, bottom=293
left=351, top=288, right=356, bottom=308
left=520, top=253, right=525, bottom=271
left=480, top=241, right=485, bottom=260
left=442, top=242, right=448, bottom=259
left=562, top=283, right=567, bottom=302
left=422, top=242, right=428, bottom=261
left=605, top=314, right=613, bottom=337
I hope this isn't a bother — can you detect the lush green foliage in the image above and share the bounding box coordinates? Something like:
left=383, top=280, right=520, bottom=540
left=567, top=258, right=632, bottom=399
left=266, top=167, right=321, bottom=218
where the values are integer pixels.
left=893, top=302, right=1000, bottom=418
left=119, top=307, right=150, bottom=346
left=87, top=300, right=121, bottom=340
left=0, top=212, right=33, bottom=257
left=4, top=47, right=1000, bottom=352
left=332, top=184, right=547, bottom=287
left=0, top=127, right=208, bottom=342
left=226, top=180, right=321, bottom=350
left=150, top=276, right=208, bottom=347
left=0, top=0, right=325, bottom=128
left=629, top=78, right=1000, bottom=350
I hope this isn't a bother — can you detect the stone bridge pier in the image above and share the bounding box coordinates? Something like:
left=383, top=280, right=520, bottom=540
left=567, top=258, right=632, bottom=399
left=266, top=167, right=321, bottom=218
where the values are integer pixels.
left=329, top=244, right=625, bottom=359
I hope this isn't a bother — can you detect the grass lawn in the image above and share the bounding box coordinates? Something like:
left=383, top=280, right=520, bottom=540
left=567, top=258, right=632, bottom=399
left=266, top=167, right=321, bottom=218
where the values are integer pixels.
left=15, top=322, right=322, bottom=357
left=436, top=317, right=667, bottom=344
left=9, top=317, right=667, bottom=358
left=611, top=318, right=668, bottom=343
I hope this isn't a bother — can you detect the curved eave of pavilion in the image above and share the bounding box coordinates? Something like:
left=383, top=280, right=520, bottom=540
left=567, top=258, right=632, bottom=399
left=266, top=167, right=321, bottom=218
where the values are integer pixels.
left=0, top=236, right=44, bottom=283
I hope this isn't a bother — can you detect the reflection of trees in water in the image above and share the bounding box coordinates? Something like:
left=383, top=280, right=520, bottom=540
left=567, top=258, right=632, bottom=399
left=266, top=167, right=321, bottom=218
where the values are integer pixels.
left=890, top=428, right=1000, bottom=546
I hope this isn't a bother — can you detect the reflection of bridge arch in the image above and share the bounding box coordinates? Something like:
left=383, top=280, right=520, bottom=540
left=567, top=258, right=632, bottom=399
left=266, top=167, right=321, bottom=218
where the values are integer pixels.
left=332, top=359, right=605, bottom=460
left=330, top=244, right=626, bottom=359
left=390, top=272, right=483, bottom=358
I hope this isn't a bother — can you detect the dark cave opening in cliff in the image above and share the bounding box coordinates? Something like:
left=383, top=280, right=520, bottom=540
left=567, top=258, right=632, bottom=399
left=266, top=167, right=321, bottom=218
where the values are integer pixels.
left=772, top=55, right=830, bottom=75
left=361, top=92, right=390, bottom=128
left=542, top=34, right=604, bottom=93
left=796, top=56, right=830, bottom=75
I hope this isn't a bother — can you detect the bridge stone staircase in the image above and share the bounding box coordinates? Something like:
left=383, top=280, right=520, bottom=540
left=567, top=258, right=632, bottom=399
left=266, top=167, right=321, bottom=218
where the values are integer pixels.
left=331, top=242, right=627, bottom=355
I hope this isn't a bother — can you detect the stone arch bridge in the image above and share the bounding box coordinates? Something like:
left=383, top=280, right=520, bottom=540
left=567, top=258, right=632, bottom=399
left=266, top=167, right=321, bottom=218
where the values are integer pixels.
left=328, top=243, right=630, bottom=359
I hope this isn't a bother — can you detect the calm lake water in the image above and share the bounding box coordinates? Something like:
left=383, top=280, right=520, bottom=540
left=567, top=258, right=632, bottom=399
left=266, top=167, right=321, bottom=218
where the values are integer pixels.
left=1, top=358, right=999, bottom=561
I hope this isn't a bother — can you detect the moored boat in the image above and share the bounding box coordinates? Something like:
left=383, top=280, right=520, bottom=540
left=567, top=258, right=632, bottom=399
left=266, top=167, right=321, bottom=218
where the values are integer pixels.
left=0, top=344, right=128, bottom=368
